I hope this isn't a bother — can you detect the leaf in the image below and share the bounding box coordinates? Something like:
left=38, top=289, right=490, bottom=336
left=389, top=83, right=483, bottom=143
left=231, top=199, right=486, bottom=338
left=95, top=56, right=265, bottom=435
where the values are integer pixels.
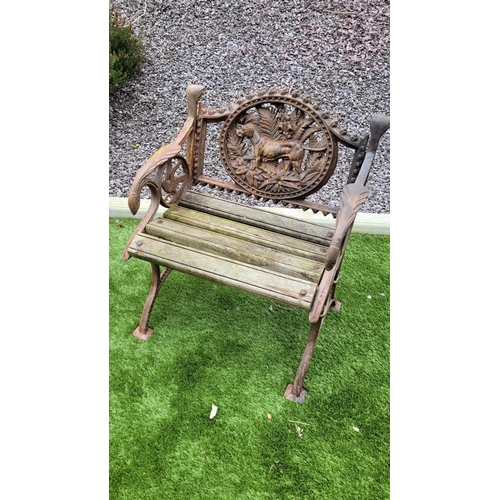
left=209, top=404, right=218, bottom=419
left=294, top=423, right=304, bottom=438
left=257, top=105, right=279, bottom=139
left=304, top=153, right=325, bottom=173
left=227, top=132, right=247, bottom=158
left=293, top=117, right=313, bottom=140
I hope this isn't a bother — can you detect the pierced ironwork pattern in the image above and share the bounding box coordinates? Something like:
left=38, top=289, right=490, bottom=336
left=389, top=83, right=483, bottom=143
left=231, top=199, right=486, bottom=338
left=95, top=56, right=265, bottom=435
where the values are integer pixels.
left=160, top=155, right=190, bottom=207
left=219, top=93, right=337, bottom=200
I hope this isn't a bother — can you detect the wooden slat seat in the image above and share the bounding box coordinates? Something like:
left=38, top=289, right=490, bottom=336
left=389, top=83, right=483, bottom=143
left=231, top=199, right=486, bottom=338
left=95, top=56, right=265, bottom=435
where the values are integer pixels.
left=178, top=191, right=334, bottom=246
left=126, top=191, right=330, bottom=310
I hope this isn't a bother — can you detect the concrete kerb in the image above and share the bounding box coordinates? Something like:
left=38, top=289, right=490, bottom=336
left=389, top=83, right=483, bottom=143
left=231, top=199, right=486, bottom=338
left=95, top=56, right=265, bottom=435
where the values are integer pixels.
left=109, top=197, right=390, bottom=235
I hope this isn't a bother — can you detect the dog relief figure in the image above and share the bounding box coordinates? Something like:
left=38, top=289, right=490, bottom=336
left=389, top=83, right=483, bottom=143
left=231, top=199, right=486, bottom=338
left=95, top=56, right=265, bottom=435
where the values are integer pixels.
left=236, top=123, right=305, bottom=174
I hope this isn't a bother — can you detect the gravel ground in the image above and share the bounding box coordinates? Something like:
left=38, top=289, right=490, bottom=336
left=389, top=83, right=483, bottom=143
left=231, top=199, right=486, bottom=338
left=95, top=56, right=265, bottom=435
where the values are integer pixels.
left=109, top=0, right=390, bottom=213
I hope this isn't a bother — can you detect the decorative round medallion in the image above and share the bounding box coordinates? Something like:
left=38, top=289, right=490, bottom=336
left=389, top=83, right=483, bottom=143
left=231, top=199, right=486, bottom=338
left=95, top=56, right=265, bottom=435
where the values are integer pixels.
left=219, top=93, right=337, bottom=199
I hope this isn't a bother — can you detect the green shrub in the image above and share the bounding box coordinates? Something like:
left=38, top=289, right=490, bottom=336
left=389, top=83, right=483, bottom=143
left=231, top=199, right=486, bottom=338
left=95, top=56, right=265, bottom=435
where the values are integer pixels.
left=109, top=8, right=145, bottom=94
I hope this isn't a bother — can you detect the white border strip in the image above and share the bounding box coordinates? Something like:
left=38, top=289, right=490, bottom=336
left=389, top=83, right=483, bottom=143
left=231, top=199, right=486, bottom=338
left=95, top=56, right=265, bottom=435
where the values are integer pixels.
left=109, top=197, right=390, bottom=235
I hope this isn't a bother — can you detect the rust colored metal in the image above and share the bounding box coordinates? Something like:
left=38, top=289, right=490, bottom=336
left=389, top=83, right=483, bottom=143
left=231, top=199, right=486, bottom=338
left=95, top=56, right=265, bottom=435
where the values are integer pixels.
left=122, top=84, right=205, bottom=261
left=219, top=92, right=337, bottom=200
left=132, top=264, right=172, bottom=341
left=122, top=84, right=390, bottom=404
left=284, top=317, right=324, bottom=402
left=284, top=383, right=308, bottom=404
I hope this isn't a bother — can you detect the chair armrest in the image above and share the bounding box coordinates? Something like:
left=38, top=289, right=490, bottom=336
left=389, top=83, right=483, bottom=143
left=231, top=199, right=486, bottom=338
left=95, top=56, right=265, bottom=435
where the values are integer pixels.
left=310, top=181, right=370, bottom=323
left=127, top=84, right=206, bottom=215
left=355, top=114, right=390, bottom=186
left=325, top=183, right=370, bottom=271
left=123, top=85, right=205, bottom=260
left=325, top=113, right=390, bottom=269
left=127, top=142, right=183, bottom=216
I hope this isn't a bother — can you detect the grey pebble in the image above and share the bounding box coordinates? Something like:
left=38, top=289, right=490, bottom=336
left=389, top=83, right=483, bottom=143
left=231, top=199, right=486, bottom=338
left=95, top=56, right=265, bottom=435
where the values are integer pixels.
left=109, top=0, right=390, bottom=214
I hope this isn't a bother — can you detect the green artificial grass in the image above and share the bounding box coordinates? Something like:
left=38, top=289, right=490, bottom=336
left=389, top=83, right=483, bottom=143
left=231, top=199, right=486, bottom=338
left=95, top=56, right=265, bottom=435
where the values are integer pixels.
left=109, top=217, right=390, bottom=500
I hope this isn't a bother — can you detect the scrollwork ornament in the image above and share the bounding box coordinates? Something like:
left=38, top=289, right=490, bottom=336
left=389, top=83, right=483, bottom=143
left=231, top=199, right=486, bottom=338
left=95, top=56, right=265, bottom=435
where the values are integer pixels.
left=160, top=155, right=190, bottom=207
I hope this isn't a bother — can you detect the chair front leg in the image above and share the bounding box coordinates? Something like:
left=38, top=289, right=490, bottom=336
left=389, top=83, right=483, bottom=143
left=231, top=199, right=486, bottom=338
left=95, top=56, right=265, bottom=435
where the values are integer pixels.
left=284, top=316, right=325, bottom=403
left=132, top=263, right=172, bottom=341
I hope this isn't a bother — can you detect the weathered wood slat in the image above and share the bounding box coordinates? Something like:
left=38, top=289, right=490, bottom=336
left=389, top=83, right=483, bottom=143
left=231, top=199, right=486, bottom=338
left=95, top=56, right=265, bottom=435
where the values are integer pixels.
left=146, top=217, right=323, bottom=282
left=127, top=233, right=317, bottom=310
left=162, top=205, right=328, bottom=262
left=178, top=191, right=334, bottom=245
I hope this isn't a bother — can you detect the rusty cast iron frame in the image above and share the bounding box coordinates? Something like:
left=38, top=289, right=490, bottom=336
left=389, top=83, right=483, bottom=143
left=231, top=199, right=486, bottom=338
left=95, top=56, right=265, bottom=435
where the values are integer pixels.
left=123, top=84, right=389, bottom=403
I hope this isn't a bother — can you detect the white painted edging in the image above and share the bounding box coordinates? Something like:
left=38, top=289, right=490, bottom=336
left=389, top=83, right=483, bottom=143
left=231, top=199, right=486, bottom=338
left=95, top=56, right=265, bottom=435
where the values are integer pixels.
left=109, top=197, right=390, bottom=235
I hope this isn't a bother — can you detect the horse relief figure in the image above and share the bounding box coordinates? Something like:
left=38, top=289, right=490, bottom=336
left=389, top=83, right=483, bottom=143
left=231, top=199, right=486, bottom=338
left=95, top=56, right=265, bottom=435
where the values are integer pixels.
left=221, top=97, right=337, bottom=200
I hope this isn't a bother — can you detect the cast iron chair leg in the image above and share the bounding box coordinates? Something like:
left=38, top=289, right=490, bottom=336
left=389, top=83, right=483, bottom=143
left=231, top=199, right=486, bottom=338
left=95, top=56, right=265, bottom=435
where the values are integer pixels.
left=284, top=316, right=325, bottom=403
left=132, top=263, right=172, bottom=341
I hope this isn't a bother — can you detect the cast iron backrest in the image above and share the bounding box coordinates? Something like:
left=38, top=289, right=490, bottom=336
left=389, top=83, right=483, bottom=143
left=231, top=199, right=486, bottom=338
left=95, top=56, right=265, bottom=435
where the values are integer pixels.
left=189, top=85, right=369, bottom=216
left=126, top=84, right=388, bottom=226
